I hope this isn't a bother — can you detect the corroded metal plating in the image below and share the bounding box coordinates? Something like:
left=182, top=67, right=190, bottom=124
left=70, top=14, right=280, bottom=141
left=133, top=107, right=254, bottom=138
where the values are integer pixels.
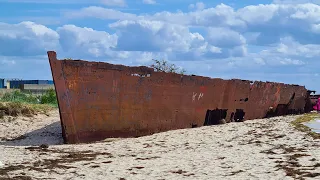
left=48, top=51, right=310, bottom=144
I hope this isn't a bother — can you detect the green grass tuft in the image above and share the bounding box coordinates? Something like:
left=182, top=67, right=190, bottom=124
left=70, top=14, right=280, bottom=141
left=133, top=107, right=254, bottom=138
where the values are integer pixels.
left=1, top=90, right=38, bottom=103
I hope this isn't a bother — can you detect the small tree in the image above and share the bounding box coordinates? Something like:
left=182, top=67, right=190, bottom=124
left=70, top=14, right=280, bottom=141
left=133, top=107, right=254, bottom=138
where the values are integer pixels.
left=150, top=59, right=186, bottom=75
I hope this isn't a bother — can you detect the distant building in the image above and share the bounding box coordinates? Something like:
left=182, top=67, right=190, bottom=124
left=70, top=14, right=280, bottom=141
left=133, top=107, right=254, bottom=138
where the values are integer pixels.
left=21, top=84, right=55, bottom=95
left=8, top=80, right=54, bottom=89
left=0, top=79, right=4, bottom=89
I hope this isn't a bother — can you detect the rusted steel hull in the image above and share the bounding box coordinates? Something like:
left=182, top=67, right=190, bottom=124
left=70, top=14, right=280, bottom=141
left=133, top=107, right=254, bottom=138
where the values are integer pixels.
left=48, top=51, right=311, bottom=144
left=310, top=95, right=320, bottom=105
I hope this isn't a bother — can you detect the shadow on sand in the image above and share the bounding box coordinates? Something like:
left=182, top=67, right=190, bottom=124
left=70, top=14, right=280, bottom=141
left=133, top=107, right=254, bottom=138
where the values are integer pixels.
left=0, top=121, right=64, bottom=146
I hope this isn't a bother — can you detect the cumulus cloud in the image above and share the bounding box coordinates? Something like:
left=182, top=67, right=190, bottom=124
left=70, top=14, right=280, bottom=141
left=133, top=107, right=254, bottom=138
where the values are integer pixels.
left=57, top=25, right=118, bottom=58
left=2, top=2, right=320, bottom=91
left=0, top=21, right=59, bottom=56
left=65, top=4, right=245, bottom=28
left=273, top=0, right=320, bottom=4
left=109, top=20, right=206, bottom=53
left=142, top=0, right=156, bottom=5
left=236, top=4, right=320, bottom=45
left=189, top=2, right=206, bottom=11
left=101, top=0, right=126, bottom=7
left=0, top=59, right=16, bottom=65
left=149, top=4, right=246, bottom=29
left=0, top=0, right=101, bottom=4
left=279, top=58, right=305, bottom=65
left=275, top=36, right=320, bottom=57
left=66, top=3, right=320, bottom=46
left=0, top=21, right=119, bottom=58
left=207, top=27, right=246, bottom=48
left=108, top=19, right=248, bottom=60
left=64, top=6, right=137, bottom=20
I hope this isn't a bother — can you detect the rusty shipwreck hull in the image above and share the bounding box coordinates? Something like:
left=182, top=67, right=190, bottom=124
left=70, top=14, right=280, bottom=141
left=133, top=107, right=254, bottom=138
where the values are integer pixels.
left=48, top=51, right=311, bottom=144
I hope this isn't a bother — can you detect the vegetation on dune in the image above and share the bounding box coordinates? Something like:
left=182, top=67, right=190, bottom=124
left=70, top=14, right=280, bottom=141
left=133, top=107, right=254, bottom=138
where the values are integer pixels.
left=38, top=89, right=58, bottom=105
left=291, top=112, right=320, bottom=139
left=0, top=102, right=34, bottom=118
left=0, top=89, right=58, bottom=119
left=1, top=90, right=39, bottom=104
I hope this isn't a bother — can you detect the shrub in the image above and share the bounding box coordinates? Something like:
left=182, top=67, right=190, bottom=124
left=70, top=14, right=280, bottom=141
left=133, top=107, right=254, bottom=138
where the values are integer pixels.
left=40, top=89, right=57, bottom=105
left=150, top=59, right=186, bottom=75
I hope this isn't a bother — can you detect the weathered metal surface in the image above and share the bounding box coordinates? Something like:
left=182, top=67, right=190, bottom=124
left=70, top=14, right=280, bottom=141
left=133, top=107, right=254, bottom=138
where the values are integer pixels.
left=310, top=94, right=320, bottom=105
left=48, top=51, right=311, bottom=144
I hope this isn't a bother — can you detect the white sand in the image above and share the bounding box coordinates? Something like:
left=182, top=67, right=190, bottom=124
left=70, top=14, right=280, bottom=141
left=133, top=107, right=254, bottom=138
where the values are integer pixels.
left=0, top=110, right=319, bottom=180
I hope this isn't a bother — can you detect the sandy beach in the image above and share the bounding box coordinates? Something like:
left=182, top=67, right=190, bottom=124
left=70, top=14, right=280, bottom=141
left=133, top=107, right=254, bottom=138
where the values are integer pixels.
left=0, top=110, right=319, bottom=180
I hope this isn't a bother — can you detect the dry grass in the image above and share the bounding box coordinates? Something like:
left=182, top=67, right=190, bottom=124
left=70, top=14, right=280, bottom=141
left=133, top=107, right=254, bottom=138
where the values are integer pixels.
left=290, top=112, right=320, bottom=139
left=0, top=102, right=55, bottom=119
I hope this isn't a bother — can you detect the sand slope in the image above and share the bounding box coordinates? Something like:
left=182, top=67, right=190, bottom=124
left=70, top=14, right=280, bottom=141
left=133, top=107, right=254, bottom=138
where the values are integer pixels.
left=0, top=110, right=319, bottom=180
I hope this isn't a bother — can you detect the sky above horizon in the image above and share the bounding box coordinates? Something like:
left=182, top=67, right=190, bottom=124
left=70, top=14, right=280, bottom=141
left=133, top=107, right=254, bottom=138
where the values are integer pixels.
left=0, top=0, right=320, bottom=92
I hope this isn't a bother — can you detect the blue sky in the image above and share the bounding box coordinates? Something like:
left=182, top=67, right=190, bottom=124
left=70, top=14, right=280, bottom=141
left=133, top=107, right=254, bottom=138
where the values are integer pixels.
left=0, top=0, right=320, bottom=92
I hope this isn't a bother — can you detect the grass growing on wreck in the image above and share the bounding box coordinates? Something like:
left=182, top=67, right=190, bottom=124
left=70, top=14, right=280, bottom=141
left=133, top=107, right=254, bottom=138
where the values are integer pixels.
left=291, top=112, right=320, bottom=139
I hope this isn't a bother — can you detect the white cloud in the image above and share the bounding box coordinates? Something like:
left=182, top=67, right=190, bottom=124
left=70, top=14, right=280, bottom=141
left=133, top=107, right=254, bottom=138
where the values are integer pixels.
left=206, top=27, right=247, bottom=58
left=279, top=58, right=305, bottom=65
left=273, top=0, right=320, bottom=4
left=189, top=2, right=206, bottom=11
left=149, top=4, right=245, bottom=28
left=209, top=46, right=222, bottom=53
left=311, top=24, right=320, bottom=33
left=66, top=3, right=320, bottom=46
left=236, top=3, right=320, bottom=45
left=0, top=21, right=59, bottom=56
left=253, top=58, right=266, bottom=65
left=207, top=27, right=246, bottom=48
left=0, top=0, right=101, bottom=4
left=64, top=6, right=137, bottom=20
left=108, top=19, right=248, bottom=60
left=143, top=0, right=156, bottom=5
left=57, top=25, right=118, bottom=58
left=2, top=2, right=320, bottom=91
left=101, top=0, right=126, bottom=7
left=0, top=21, right=119, bottom=58
left=109, top=20, right=206, bottom=53
left=0, top=59, right=16, bottom=65
left=65, top=4, right=245, bottom=28
left=275, top=36, right=320, bottom=57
